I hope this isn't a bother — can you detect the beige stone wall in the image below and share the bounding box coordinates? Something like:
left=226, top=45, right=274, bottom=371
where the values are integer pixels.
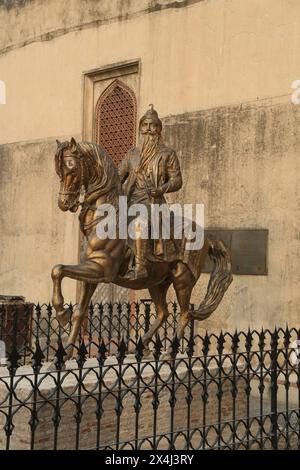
left=1, top=0, right=299, bottom=144
left=160, top=98, right=300, bottom=332
left=0, top=140, right=80, bottom=302
left=0, top=0, right=300, bottom=327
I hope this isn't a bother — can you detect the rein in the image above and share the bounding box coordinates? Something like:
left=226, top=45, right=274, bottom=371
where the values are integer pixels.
left=59, top=142, right=119, bottom=235
left=79, top=190, right=119, bottom=235
left=79, top=202, right=98, bottom=234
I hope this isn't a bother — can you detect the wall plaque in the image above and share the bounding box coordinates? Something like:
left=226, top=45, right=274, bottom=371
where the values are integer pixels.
left=204, top=229, right=268, bottom=275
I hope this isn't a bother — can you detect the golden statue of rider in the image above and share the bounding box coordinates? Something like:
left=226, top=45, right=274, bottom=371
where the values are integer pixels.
left=119, top=105, right=183, bottom=280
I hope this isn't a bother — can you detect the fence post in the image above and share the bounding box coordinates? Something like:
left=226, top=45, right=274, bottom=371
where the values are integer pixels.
left=144, top=302, right=151, bottom=334
left=270, top=328, right=278, bottom=450
left=5, top=307, right=21, bottom=450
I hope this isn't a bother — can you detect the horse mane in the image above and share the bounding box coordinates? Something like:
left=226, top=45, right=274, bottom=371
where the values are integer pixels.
left=55, top=140, right=121, bottom=199
left=78, top=141, right=121, bottom=198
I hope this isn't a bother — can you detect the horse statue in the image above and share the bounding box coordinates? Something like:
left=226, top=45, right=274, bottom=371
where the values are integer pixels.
left=51, top=138, right=232, bottom=360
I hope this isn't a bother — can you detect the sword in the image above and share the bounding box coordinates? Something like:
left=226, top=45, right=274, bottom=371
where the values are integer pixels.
left=140, top=170, right=155, bottom=204
left=140, top=170, right=168, bottom=257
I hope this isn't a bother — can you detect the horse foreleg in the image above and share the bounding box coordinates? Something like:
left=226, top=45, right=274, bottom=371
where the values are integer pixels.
left=141, top=280, right=171, bottom=355
left=52, top=264, right=67, bottom=325
left=51, top=259, right=112, bottom=325
left=65, top=282, right=97, bottom=359
left=51, top=259, right=113, bottom=359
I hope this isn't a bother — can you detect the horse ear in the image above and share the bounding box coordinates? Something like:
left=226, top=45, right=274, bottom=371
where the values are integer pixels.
left=56, top=139, right=61, bottom=147
left=70, top=137, right=77, bottom=152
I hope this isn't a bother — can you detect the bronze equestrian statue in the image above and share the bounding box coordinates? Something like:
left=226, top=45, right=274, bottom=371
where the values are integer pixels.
left=52, top=106, right=232, bottom=360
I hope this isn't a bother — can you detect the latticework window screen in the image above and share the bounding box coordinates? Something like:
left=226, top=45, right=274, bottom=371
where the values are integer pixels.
left=94, top=79, right=137, bottom=166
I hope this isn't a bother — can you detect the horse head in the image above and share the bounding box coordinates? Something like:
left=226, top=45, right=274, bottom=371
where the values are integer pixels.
left=55, top=137, right=120, bottom=213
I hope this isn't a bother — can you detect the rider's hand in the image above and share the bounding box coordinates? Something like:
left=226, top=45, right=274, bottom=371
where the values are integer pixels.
left=150, top=187, right=164, bottom=198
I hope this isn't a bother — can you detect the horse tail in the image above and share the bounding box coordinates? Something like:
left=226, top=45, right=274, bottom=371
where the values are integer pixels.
left=188, top=239, right=233, bottom=320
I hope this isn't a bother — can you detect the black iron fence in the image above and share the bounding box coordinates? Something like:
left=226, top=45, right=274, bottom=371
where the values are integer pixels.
left=0, top=303, right=300, bottom=450
left=0, top=301, right=190, bottom=362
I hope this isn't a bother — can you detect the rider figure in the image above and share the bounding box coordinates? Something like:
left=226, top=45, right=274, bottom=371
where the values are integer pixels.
left=118, top=105, right=183, bottom=280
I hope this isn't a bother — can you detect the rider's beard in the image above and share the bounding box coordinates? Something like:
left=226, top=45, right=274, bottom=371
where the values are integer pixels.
left=139, top=132, right=160, bottom=170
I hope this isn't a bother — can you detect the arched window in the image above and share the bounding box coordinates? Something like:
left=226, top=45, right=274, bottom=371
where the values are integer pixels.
left=94, top=79, right=137, bottom=166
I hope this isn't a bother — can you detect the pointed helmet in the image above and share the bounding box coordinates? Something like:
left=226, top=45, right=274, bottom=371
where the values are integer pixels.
left=139, top=104, right=162, bottom=133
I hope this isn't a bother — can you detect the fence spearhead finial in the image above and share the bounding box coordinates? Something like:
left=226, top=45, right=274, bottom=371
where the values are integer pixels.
left=76, top=340, right=88, bottom=367
left=7, top=343, right=21, bottom=374
left=170, top=335, right=180, bottom=359
left=98, top=340, right=107, bottom=365
left=135, top=336, right=145, bottom=361
left=117, top=337, right=127, bottom=364
left=31, top=339, right=45, bottom=370
left=54, top=338, right=67, bottom=370
left=153, top=334, right=163, bottom=361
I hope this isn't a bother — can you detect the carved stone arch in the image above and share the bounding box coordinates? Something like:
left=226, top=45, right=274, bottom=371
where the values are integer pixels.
left=94, top=79, right=137, bottom=166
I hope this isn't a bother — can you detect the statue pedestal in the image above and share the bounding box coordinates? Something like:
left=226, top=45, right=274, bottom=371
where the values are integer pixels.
left=0, top=355, right=247, bottom=450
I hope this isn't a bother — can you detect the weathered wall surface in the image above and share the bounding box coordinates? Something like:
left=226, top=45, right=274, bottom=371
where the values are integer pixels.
left=0, top=0, right=299, bottom=144
left=0, top=140, right=79, bottom=302
left=0, top=0, right=205, bottom=54
left=161, top=98, right=300, bottom=331
left=0, top=0, right=300, bottom=327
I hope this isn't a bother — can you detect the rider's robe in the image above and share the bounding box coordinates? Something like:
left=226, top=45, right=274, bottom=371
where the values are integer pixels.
left=119, top=143, right=203, bottom=278
left=118, top=143, right=206, bottom=280
left=118, top=143, right=181, bottom=258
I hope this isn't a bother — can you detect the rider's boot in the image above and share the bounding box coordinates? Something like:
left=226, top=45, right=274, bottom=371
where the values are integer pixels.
left=124, top=238, right=148, bottom=280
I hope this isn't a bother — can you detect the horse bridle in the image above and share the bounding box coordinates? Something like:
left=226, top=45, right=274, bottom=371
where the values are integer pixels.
left=58, top=146, right=113, bottom=232
left=59, top=153, right=86, bottom=210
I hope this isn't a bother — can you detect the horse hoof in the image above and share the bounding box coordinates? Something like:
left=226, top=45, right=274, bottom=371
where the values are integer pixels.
left=46, top=361, right=66, bottom=372
left=142, top=348, right=152, bottom=358
left=161, top=351, right=173, bottom=362
left=57, top=308, right=72, bottom=327
left=46, top=362, right=56, bottom=372
left=64, top=344, right=74, bottom=360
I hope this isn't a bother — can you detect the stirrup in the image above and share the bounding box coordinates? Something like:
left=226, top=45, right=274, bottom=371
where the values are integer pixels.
left=134, top=265, right=148, bottom=280
left=123, top=265, right=148, bottom=281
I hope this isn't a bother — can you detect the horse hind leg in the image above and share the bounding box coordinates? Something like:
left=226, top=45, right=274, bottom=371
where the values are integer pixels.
left=141, top=279, right=172, bottom=355
left=166, top=262, right=195, bottom=358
